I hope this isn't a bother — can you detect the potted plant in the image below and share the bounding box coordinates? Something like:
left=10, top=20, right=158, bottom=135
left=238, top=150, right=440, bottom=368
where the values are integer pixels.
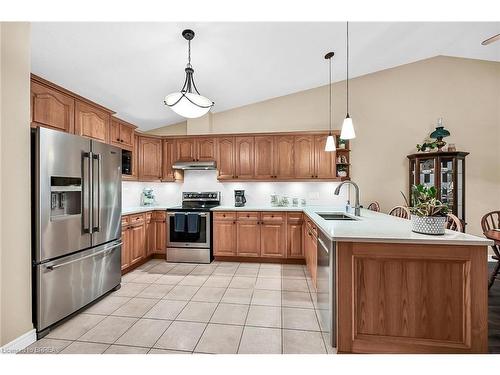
left=406, top=184, right=449, bottom=235
left=337, top=165, right=347, bottom=177
left=338, top=139, right=347, bottom=149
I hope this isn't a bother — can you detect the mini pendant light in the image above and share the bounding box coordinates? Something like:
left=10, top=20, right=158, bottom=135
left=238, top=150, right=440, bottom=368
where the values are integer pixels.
left=164, top=29, right=214, bottom=118
left=324, top=52, right=336, bottom=152
left=340, top=22, right=356, bottom=140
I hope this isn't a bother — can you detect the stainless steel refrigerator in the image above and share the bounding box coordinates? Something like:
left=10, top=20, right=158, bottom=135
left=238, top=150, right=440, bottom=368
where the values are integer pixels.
left=32, top=127, right=122, bottom=336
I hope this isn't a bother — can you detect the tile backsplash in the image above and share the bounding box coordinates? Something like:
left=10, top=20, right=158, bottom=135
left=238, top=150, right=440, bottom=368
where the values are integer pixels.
left=122, top=170, right=349, bottom=208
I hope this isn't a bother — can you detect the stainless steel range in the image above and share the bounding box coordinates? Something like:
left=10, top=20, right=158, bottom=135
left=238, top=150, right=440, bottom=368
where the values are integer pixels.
left=166, top=192, right=220, bottom=263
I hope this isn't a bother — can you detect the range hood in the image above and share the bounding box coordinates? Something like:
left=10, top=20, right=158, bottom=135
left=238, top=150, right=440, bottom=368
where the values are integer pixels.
left=172, top=160, right=217, bottom=170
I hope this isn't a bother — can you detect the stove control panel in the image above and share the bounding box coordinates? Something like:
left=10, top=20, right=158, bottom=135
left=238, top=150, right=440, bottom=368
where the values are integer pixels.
left=182, top=191, right=221, bottom=202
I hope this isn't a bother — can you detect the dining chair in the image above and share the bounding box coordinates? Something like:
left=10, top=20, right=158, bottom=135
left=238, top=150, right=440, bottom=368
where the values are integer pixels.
left=481, top=211, right=500, bottom=289
left=446, top=213, right=463, bottom=232
left=367, top=202, right=380, bottom=212
left=388, top=206, right=410, bottom=219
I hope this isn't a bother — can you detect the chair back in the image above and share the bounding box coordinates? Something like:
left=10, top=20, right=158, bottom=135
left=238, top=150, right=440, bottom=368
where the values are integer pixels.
left=367, top=202, right=380, bottom=212
left=446, top=213, right=463, bottom=232
left=481, top=211, right=500, bottom=233
left=388, top=206, right=410, bottom=219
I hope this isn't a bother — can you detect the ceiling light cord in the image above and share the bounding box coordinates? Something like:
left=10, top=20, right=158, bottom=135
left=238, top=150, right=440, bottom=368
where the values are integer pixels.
left=187, top=39, right=191, bottom=67
left=346, top=21, right=349, bottom=117
left=329, top=56, right=332, bottom=135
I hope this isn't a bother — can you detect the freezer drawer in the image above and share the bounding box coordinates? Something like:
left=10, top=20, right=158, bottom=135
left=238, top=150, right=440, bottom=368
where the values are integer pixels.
left=35, top=240, right=122, bottom=332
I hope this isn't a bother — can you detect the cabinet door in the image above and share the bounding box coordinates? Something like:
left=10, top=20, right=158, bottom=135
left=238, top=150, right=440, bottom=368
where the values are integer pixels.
left=237, top=213, right=261, bottom=257
left=274, top=135, right=295, bottom=179
left=121, top=226, right=131, bottom=271
left=75, top=100, right=110, bottom=143
left=260, top=213, right=286, bottom=258
left=162, top=139, right=177, bottom=182
left=196, top=138, right=216, bottom=161
left=130, top=222, right=146, bottom=266
left=31, top=81, right=75, bottom=133
left=154, top=212, right=167, bottom=254
left=314, top=135, right=336, bottom=179
left=294, top=135, right=315, bottom=178
left=287, top=213, right=304, bottom=259
left=139, top=136, right=162, bottom=181
left=110, top=119, right=122, bottom=147
left=120, top=124, right=135, bottom=150
left=216, top=137, right=235, bottom=180
left=254, top=136, right=274, bottom=179
left=213, top=220, right=237, bottom=256
left=146, top=212, right=155, bottom=256
left=235, top=136, right=254, bottom=179
left=175, top=138, right=196, bottom=162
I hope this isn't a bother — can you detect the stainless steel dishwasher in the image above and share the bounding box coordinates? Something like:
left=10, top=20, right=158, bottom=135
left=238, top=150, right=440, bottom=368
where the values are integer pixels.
left=316, top=231, right=336, bottom=347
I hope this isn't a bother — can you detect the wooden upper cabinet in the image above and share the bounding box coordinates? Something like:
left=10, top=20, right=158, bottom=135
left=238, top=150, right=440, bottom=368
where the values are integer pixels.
left=162, top=138, right=177, bottom=182
left=274, top=135, right=295, bottom=179
left=254, top=136, right=274, bottom=179
left=175, top=138, right=196, bottom=162
left=294, top=135, right=315, bottom=178
left=196, top=137, right=216, bottom=161
left=31, top=81, right=75, bottom=133
left=216, top=137, right=235, bottom=180
left=235, top=136, right=254, bottom=179
left=314, top=135, right=336, bottom=179
left=138, top=136, right=162, bottom=181
left=110, top=118, right=136, bottom=150
left=75, top=100, right=110, bottom=143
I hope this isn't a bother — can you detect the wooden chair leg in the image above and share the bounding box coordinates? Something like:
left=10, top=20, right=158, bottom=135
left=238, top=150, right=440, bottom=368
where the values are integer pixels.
left=489, top=258, right=500, bottom=289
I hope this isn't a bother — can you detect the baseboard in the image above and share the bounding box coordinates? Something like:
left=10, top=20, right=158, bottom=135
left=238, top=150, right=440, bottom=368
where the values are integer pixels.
left=1, top=329, right=36, bottom=354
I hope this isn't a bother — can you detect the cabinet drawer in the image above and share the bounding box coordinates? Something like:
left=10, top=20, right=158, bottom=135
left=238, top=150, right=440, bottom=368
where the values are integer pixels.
left=287, top=212, right=303, bottom=223
left=214, top=212, right=237, bottom=221
left=152, top=211, right=167, bottom=220
left=306, top=220, right=318, bottom=236
left=130, top=213, right=145, bottom=225
left=237, top=212, right=260, bottom=221
left=121, top=216, right=130, bottom=227
left=261, top=212, right=285, bottom=222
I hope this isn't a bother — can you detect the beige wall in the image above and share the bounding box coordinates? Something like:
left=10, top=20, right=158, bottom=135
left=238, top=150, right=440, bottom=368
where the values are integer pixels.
left=149, top=56, right=500, bottom=236
left=146, top=120, right=187, bottom=136
left=0, top=22, right=32, bottom=346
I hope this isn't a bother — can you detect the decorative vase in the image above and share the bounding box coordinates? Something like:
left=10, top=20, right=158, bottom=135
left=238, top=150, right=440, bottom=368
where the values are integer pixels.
left=411, top=214, right=447, bottom=235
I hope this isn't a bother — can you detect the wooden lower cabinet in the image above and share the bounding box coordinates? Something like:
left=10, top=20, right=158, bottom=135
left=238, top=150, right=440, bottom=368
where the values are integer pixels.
left=145, top=212, right=155, bottom=256
left=130, top=215, right=146, bottom=266
left=236, top=212, right=261, bottom=257
left=121, top=216, right=131, bottom=271
left=213, top=212, right=237, bottom=256
left=214, top=211, right=292, bottom=260
left=304, top=219, right=318, bottom=288
left=153, top=211, right=167, bottom=254
left=287, top=213, right=304, bottom=258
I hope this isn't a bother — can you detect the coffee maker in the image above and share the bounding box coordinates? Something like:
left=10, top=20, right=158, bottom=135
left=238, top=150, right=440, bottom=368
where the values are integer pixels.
left=234, top=190, right=247, bottom=207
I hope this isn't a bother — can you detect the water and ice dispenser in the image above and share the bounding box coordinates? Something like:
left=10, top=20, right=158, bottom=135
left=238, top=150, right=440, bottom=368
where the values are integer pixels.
left=50, top=176, right=82, bottom=219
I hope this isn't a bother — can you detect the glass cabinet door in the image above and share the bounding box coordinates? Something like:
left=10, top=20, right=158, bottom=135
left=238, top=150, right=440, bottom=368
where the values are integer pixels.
left=418, top=158, right=435, bottom=188
left=439, top=157, right=455, bottom=213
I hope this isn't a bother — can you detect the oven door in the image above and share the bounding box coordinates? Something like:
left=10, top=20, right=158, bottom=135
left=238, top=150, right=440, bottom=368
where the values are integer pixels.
left=167, top=212, right=210, bottom=248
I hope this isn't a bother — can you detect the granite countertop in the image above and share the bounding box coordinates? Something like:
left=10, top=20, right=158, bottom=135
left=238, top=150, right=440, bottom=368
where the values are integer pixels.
left=212, top=205, right=493, bottom=246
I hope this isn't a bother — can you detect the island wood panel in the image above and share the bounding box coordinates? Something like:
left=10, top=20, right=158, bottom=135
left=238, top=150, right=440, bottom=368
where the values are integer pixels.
left=235, top=136, right=254, bottom=179
left=31, top=81, right=75, bottom=133
left=74, top=100, right=110, bottom=143
left=216, top=137, right=235, bottom=180
left=274, top=135, right=295, bottom=179
left=336, top=242, right=488, bottom=354
left=254, top=136, right=274, bottom=179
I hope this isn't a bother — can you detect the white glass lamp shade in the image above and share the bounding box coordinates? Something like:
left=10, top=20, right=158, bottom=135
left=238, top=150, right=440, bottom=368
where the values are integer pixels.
left=340, top=116, right=356, bottom=140
left=324, top=134, right=336, bottom=152
left=164, top=92, right=213, bottom=118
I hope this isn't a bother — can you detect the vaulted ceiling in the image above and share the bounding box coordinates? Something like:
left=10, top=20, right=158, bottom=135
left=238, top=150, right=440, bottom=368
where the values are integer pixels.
left=31, top=22, right=500, bottom=130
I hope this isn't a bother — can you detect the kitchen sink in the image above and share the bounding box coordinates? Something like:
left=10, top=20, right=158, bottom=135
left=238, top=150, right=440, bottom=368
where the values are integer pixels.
left=316, top=212, right=357, bottom=221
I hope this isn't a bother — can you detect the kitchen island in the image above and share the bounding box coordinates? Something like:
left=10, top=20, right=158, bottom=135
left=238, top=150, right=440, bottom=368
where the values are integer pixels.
left=212, top=206, right=492, bottom=354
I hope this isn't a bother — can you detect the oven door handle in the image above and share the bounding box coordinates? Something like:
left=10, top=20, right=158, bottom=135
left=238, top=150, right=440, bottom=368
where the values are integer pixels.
left=167, top=212, right=208, bottom=217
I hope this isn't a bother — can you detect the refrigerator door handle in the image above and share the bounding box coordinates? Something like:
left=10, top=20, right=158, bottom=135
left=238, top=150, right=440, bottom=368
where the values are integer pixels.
left=82, top=151, right=93, bottom=234
left=45, top=240, right=122, bottom=271
left=92, top=153, right=101, bottom=233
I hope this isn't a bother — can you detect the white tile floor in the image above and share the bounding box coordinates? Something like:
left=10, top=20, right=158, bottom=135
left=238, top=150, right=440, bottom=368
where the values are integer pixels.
left=22, top=259, right=335, bottom=354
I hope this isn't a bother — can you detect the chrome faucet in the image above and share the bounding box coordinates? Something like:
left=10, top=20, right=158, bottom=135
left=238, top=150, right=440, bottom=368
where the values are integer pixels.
left=334, top=181, right=361, bottom=216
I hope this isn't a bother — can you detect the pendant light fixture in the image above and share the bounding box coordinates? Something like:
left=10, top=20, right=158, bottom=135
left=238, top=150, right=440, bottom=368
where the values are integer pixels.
left=340, top=21, right=356, bottom=140
left=324, top=51, right=336, bottom=152
left=164, top=29, right=214, bottom=118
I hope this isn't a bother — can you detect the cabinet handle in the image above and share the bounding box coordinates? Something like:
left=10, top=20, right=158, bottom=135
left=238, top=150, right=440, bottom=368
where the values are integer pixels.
left=311, top=175, right=314, bottom=178
left=233, top=221, right=236, bottom=224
